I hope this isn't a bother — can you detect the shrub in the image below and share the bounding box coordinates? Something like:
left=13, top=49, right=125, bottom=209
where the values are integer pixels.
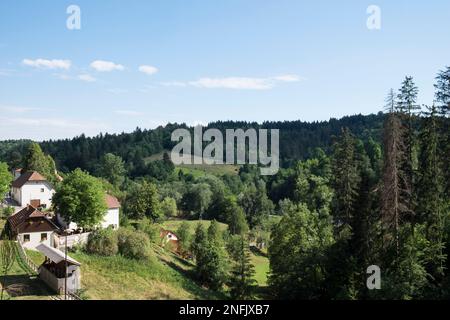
left=0, top=207, right=14, bottom=219
left=86, top=228, right=118, bottom=256
left=136, top=218, right=160, bottom=244
left=160, top=197, right=178, bottom=218
left=118, top=229, right=151, bottom=260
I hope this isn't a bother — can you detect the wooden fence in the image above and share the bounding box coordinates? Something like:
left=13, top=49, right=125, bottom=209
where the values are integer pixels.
left=15, top=237, right=38, bottom=274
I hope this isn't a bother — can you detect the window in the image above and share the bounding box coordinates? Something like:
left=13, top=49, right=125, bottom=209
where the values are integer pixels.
left=41, top=233, right=48, bottom=242
left=23, top=234, right=30, bottom=242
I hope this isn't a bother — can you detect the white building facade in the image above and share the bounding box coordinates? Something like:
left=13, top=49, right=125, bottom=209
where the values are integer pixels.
left=57, top=194, right=120, bottom=231
left=11, top=171, right=55, bottom=208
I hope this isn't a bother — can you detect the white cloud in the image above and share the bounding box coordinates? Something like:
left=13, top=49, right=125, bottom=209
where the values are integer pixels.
left=273, top=74, right=303, bottom=82
left=113, top=110, right=143, bottom=116
left=139, top=65, right=158, bottom=75
left=78, top=74, right=96, bottom=82
left=90, top=60, right=125, bottom=72
left=23, top=58, right=71, bottom=70
left=164, top=74, right=303, bottom=90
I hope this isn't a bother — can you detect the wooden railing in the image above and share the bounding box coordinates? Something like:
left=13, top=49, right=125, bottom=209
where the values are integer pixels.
left=15, top=237, right=38, bottom=274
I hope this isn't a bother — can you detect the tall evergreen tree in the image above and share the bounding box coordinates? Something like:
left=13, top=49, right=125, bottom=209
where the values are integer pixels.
left=417, top=105, right=447, bottom=283
left=330, top=127, right=360, bottom=233
left=191, top=222, right=228, bottom=290
left=434, top=67, right=450, bottom=204
left=396, top=76, right=420, bottom=223
left=228, top=235, right=256, bottom=299
left=434, top=66, right=450, bottom=117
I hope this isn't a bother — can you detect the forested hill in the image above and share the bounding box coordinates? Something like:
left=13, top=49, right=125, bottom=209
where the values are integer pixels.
left=1, top=113, right=384, bottom=173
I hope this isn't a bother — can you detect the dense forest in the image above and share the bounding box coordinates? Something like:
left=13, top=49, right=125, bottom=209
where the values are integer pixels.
left=0, top=67, right=449, bottom=300
left=0, top=113, right=384, bottom=174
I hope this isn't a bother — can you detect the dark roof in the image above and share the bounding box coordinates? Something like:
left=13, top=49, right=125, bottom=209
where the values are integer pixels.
left=105, top=194, right=121, bottom=209
left=11, top=171, right=48, bottom=188
left=7, top=205, right=59, bottom=233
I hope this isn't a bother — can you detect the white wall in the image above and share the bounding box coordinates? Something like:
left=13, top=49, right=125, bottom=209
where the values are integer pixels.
left=18, top=182, right=55, bottom=208
left=57, top=208, right=120, bottom=231
left=102, top=208, right=120, bottom=229
left=20, top=231, right=54, bottom=250
left=12, top=187, right=21, bottom=205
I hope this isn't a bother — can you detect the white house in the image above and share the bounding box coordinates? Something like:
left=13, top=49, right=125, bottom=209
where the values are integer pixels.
left=57, top=194, right=121, bottom=231
left=6, top=205, right=60, bottom=250
left=103, top=194, right=121, bottom=229
left=11, top=171, right=55, bottom=208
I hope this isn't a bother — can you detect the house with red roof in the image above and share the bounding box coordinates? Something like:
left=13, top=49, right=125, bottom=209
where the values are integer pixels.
left=11, top=171, right=55, bottom=208
left=56, top=194, right=121, bottom=231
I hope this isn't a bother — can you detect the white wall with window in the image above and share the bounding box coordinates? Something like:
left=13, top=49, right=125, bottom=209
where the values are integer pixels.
left=20, top=231, right=54, bottom=250
left=14, top=181, right=55, bottom=208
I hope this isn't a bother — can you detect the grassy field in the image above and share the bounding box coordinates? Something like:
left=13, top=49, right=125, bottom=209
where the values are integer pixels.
left=25, top=245, right=223, bottom=300
left=145, top=150, right=240, bottom=177
left=176, top=164, right=240, bottom=177
left=0, top=242, right=52, bottom=300
left=250, top=248, right=270, bottom=287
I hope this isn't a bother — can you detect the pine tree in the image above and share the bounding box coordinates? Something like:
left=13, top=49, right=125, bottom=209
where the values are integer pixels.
left=191, top=223, right=207, bottom=262
left=434, top=67, right=450, bottom=206
left=207, top=220, right=222, bottom=244
left=417, top=105, right=446, bottom=283
left=434, top=66, right=450, bottom=117
left=228, top=235, right=256, bottom=300
left=176, top=221, right=191, bottom=258
left=192, top=222, right=228, bottom=290
left=395, top=76, right=420, bottom=224
left=385, top=88, right=396, bottom=113
left=331, top=127, right=360, bottom=233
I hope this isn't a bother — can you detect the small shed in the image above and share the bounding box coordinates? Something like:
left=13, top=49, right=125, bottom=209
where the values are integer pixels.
left=36, top=243, right=82, bottom=294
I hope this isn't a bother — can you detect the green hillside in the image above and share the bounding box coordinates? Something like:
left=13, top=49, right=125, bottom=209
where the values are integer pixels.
left=145, top=150, right=240, bottom=177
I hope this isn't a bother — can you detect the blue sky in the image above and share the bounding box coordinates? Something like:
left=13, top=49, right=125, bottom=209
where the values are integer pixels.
left=1, top=0, right=449, bottom=140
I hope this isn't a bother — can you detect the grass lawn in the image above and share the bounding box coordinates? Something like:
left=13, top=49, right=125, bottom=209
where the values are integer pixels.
left=23, top=245, right=224, bottom=300
left=251, top=252, right=270, bottom=287
left=0, top=242, right=53, bottom=300
left=145, top=150, right=240, bottom=177
left=70, top=249, right=223, bottom=300
left=177, top=164, right=240, bottom=177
